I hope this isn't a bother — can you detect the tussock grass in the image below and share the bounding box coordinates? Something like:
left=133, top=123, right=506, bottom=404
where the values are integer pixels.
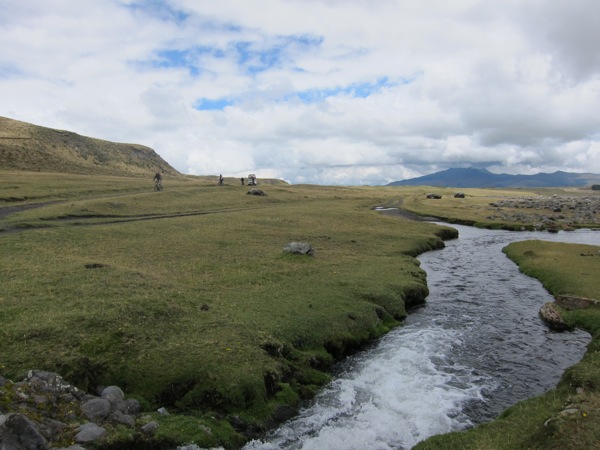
left=0, top=170, right=454, bottom=447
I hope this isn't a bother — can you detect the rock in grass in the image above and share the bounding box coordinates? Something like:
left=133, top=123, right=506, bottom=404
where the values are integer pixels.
left=283, top=242, right=314, bottom=256
left=247, top=188, right=267, bottom=196
left=539, top=302, right=571, bottom=331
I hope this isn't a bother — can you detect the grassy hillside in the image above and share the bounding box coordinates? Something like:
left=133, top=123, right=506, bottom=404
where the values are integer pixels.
left=0, top=116, right=180, bottom=177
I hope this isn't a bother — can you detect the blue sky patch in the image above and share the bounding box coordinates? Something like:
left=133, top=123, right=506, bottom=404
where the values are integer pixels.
left=123, top=0, right=188, bottom=24
left=195, top=98, right=234, bottom=111
left=291, top=77, right=401, bottom=102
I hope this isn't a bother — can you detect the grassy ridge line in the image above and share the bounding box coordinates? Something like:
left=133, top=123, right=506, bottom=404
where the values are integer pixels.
left=0, top=171, right=457, bottom=448
left=415, top=240, right=600, bottom=450
left=0, top=116, right=179, bottom=177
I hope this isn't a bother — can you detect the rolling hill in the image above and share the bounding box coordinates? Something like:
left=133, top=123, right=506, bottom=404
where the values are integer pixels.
left=387, top=167, right=600, bottom=188
left=0, top=116, right=180, bottom=177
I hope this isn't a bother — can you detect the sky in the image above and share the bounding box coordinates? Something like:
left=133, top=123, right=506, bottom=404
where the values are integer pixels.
left=1, top=0, right=599, bottom=185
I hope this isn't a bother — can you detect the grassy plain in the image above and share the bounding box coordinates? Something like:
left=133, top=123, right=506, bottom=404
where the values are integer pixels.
left=1, top=170, right=456, bottom=448
left=3, top=170, right=599, bottom=448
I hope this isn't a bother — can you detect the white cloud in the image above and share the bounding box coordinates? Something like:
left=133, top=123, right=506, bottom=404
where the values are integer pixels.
left=1, top=0, right=599, bottom=185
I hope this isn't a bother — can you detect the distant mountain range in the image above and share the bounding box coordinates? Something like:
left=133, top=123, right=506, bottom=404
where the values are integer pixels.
left=387, top=167, right=600, bottom=188
left=0, top=116, right=180, bottom=177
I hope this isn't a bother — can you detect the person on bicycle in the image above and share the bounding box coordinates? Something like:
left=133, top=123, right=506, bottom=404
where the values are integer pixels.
left=153, top=172, right=163, bottom=191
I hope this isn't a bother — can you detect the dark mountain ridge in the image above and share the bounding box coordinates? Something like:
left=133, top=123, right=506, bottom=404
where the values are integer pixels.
left=387, top=167, right=600, bottom=188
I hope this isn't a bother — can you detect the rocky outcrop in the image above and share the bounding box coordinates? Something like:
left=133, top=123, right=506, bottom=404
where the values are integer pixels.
left=487, top=195, right=599, bottom=229
left=0, top=370, right=141, bottom=450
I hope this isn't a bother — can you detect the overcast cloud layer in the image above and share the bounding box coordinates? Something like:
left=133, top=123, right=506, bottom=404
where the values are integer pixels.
left=1, top=0, right=599, bottom=185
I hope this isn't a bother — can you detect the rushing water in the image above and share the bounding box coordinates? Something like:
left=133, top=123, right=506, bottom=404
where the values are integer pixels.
left=244, top=225, right=599, bottom=450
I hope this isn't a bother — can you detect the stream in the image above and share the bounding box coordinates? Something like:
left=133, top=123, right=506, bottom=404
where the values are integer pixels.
left=243, top=224, right=599, bottom=450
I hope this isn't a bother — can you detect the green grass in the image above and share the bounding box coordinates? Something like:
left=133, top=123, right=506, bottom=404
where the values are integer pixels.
left=415, top=240, right=600, bottom=450
left=0, top=170, right=455, bottom=448
left=6, top=170, right=597, bottom=449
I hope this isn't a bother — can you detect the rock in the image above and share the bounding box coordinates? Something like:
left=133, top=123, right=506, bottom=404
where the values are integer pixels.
left=2, top=413, right=49, bottom=450
left=157, top=407, right=169, bottom=416
left=141, top=421, right=158, bottom=435
left=560, top=408, right=580, bottom=417
left=123, top=398, right=141, bottom=415
left=247, top=189, right=267, bottom=196
left=75, top=422, right=106, bottom=443
left=426, top=193, right=442, bottom=199
left=100, top=386, right=124, bottom=406
left=26, top=371, right=84, bottom=399
left=539, top=302, right=571, bottom=331
left=109, top=410, right=135, bottom=428
left=454, top=192, right=465, bottom=198
left=283, top=242, right=314, bottom=256
left=81, top=398, right=111, bottom=421
left=1, top=370, right=144, bottom=449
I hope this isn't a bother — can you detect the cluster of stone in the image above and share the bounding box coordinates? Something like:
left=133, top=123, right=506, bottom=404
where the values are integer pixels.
left=487, top=195, right=599, bottom=229
left=0, top=370, right=142, bottom=450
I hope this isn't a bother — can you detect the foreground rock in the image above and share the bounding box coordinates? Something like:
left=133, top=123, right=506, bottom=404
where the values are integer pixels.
left=0, top=370, right=140, bottom=449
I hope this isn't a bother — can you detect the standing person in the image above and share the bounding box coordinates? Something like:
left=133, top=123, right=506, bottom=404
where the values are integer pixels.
left=241, top=177, right=244, bottom=186
left=219, top=174, right=224, bottom=186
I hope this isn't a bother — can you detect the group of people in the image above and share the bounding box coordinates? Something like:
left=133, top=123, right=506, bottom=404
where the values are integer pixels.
left=153, top=172, right=257, bottom=190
